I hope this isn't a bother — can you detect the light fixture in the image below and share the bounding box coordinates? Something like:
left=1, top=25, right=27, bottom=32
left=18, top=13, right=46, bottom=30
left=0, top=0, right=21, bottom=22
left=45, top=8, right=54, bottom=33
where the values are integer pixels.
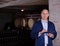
left=21, top=9, right=24, bottom=12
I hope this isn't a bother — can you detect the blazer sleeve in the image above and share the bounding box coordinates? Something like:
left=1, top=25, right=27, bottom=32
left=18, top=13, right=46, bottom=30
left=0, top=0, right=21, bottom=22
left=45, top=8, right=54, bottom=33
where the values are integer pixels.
left=50, top=23, right=57, bottom=40
left=31, top=22, right=39, bottom=39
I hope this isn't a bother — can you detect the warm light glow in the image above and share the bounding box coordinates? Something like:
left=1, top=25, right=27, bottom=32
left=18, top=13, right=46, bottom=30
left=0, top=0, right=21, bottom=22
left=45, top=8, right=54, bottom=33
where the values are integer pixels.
left=21, top=9, right=24, bottom=12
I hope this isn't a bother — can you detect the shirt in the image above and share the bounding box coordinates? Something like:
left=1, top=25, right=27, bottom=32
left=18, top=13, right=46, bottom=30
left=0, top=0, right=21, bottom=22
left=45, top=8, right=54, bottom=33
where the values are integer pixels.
left=38, top=19, right=48, bottom=46
left=41, top=19, right=48, bottom=46
left=41, top=19, right=48, bottom=31
left=38, top=19, right=48, bottom=36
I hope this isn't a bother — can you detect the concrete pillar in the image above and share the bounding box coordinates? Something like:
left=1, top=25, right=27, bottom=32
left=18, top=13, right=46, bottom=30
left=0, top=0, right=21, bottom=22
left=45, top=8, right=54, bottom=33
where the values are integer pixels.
left=49, top=0, right=60, bottom=46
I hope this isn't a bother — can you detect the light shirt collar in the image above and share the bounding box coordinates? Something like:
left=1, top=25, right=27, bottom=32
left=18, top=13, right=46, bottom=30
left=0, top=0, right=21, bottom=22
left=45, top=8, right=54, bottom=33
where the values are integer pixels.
left=41, top=19, right=48, bottom=23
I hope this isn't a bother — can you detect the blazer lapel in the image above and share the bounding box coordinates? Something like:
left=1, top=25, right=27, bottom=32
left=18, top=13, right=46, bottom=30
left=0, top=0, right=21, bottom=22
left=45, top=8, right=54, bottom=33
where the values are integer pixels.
left=48, top=21, right=51, bottom=33
left=39, top=20, right=43, bottom=31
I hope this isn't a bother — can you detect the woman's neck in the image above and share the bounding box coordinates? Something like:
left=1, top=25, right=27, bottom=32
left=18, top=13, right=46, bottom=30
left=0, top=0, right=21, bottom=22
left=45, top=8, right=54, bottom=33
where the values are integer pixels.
left=42, top=19, right=48, bottom=21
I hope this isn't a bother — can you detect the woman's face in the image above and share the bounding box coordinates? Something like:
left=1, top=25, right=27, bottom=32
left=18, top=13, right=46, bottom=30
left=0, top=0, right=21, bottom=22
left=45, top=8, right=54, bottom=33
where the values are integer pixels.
left=41, top=9, right=49, bottom=20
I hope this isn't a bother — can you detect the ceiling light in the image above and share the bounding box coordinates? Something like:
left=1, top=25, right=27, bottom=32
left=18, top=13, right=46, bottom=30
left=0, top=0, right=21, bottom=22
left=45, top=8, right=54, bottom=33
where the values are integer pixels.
left=21, top=9, right=24, bottom=12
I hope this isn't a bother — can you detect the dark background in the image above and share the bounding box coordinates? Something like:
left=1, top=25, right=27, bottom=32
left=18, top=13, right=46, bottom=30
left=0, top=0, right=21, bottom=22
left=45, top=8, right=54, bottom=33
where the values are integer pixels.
left=0, top=5, right=48, bottom=31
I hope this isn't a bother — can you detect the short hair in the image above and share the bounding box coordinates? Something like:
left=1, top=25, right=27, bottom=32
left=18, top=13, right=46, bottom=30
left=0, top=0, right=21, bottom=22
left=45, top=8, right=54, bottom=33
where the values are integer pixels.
left=41, top=9, right=49, bottom=13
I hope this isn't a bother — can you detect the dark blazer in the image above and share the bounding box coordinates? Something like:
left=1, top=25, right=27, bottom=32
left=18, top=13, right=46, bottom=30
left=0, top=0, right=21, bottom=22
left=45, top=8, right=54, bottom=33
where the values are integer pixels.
left=31, top=20, right=57, bottom=46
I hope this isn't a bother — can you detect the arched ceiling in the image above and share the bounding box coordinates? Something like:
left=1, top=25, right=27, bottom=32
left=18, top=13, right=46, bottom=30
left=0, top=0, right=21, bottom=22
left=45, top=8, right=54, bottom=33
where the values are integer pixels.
left=0, top=0, right=48, bottom=8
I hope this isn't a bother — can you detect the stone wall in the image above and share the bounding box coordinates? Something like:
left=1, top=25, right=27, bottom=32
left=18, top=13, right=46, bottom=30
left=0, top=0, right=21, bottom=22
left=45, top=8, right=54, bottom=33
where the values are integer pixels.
left=49, top=0, right=60, bottom=46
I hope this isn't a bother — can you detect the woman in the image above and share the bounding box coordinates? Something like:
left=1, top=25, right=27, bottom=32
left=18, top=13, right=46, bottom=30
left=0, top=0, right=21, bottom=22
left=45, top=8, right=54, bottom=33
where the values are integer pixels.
left=31, top=9, right=57, bottom=46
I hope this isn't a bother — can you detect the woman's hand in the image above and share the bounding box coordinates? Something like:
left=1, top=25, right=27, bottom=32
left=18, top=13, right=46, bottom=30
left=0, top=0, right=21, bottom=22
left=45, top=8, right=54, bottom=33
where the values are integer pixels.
left=38, top=29, right=47, bottom=37
left=47, top=33, right=54, bottom=38
left=40, top=29, right=47, bottom=34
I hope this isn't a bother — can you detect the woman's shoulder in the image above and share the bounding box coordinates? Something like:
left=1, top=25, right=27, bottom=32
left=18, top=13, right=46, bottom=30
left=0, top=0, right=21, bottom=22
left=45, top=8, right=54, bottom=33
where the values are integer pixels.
left=48, top=21, right=55, bottom=26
